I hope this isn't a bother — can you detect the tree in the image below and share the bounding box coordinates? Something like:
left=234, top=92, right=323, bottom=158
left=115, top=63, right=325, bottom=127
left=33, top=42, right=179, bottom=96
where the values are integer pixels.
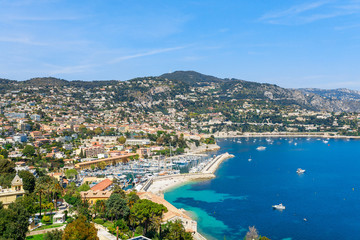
left=79, top=148, right=85, bottom=158
left=0, top=201, right=30, bottom=240
left=16, top=192, right=37, bottom=214
left=19, top=170, right=36, bottom=193
left=92, top=200, right=106, bottom=219
left=131, top=199, right=167, bottom=235
left=43, top=229, right=63, bottom=240
left=62, top=215, right=99, bottom=240
left=65, top=169, right=78, bottom=179
left=106, top=193, right=130, bottom=221
left=160, top=220, right=193, bottom=240
left=98, top=161, right=106, bottom=170
left=0, top=158, right=15, bottom=174
left=0, top=158, right=15, bottom=187
left=117, top=136, right=126, bottom=144
left=35, top=176, right=53, bottom=218
left=94, top=127, right=103, bottom=136
left=245, top=226, right=259, bottom=240
left=126, top=191, right=139, bottom=208
left=22, top=145, right=35, bottom=157
left=0, top=149, right=8, bottom=159
left=78, top=184, right=90, bottom=192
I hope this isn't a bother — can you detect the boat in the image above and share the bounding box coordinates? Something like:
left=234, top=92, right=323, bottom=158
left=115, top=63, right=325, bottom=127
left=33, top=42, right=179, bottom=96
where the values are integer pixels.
left=297, top=168, right=306, bottom=174
left=272, top=203, right=285, bottom=210
left=256, top=146, right=266, bottom=151
left=248, top=157, right=252, bottom=162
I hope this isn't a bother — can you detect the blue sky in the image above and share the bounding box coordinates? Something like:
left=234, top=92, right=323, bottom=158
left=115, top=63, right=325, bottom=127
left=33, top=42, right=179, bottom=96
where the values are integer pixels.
left=1, top=0, right=360, bottom=89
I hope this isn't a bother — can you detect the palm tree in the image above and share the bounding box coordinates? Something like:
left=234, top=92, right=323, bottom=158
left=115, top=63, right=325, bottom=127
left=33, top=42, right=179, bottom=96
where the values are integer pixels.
left=53, top=181, right=64, bottom=211
left=35, top=180, right=47, bottom=218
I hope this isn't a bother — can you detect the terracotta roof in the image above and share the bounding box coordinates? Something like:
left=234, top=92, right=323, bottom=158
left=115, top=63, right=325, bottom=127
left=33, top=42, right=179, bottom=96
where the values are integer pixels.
left=90, top=179, right=113, bottom=191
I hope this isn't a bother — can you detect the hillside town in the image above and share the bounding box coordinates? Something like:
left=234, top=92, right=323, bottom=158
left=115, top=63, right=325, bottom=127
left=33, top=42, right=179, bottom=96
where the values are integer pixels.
left=1, top=74, right=360, bottom=240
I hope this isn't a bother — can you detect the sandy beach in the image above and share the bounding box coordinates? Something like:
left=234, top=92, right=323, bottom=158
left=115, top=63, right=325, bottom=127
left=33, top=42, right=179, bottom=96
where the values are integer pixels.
left=141, top=152, right=234, bottom=195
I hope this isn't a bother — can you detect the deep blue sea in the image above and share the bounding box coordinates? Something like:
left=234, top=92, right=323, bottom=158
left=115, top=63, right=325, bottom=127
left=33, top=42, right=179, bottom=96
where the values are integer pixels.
left=165, top=138, right=360, bottom=240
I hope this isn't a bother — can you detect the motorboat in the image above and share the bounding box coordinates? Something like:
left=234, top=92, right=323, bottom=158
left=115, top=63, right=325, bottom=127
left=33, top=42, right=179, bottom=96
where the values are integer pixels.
left=297, top=168, right=306, bottom=174
left=256, top=146, right=266, bottom=151
left=272, top=203, right=285, bottom=210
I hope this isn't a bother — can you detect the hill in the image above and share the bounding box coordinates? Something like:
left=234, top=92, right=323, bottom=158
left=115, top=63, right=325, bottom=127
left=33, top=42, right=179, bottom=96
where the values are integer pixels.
left=1, top=71, right=360, bottom=112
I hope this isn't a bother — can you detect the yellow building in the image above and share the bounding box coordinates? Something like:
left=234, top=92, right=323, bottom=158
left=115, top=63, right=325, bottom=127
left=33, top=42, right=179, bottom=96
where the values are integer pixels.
left=80, top=190, right=112, bottom=205
left=0, top=174, right=26, bottom=208
left=75, top=153, right=137, bottom=170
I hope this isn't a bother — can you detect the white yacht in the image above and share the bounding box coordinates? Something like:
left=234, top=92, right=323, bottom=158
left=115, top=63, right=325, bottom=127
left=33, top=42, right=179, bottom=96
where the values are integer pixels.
left=272, top=203, right=285, bottom=210
left=297, top=168, right=306, bottom=174
left=256, top=146, right=266, bottom=151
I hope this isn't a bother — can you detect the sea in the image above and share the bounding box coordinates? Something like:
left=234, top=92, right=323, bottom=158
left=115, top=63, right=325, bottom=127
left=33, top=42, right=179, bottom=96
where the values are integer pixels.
left=165, top=137, right=360, bottom=240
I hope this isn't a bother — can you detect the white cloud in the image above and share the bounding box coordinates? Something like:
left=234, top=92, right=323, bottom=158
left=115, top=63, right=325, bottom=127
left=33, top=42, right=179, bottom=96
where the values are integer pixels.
left=260, top=0, right=360, bottom=25
left=109, top=46, right=186, bottom=64
left=0, top=37, right=47, bottom=45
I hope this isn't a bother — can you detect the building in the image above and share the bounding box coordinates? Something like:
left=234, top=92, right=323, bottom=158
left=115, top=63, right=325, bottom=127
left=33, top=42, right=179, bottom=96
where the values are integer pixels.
left=17, top=122, right=31, bottom=131
left=90, top=179, right=113, bottom=191
left=30, top=131, right=43, bottom=139
left=75, top=153, right=137, bottom=170
left=80, top=146, right=105, bottom=158
left=13, top=134, right=27, bottom=143
left=80, top=190, right=112, bottom=205
left=0, top=174, right=26, bottom=208
left=137, top=192, right=197, bottom=233
left=30, top=114, right=41, bottom=121
left=53, top=212, right=66, bottom=223
left=84, top=136, right=120, bottom=145
left=125, top=139, right=151, bottom=146
left=136, top=148, right=151, bottom=159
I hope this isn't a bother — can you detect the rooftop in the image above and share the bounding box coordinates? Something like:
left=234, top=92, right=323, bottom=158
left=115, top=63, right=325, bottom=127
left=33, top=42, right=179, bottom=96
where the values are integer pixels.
left=90, top=179, right=113, bottom=191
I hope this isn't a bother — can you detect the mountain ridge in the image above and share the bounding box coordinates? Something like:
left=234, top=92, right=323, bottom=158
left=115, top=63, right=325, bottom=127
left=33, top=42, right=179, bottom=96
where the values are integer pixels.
left=1, top=71, right=360, bottom=112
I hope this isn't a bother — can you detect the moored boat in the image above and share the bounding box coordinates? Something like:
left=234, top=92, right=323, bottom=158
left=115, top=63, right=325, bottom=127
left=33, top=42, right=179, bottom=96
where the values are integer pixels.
left=297, top=168, right=305, bottom=174
left=272, top=203, right=285, bottom=210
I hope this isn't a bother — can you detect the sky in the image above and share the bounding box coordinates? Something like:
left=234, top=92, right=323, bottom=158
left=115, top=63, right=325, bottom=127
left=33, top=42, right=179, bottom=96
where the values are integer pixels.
left=1, top=0, right=360, bottom=89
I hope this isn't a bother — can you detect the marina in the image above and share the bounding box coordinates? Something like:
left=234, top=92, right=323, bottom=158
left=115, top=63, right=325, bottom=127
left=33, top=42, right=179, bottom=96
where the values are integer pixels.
left=165, top=137, right=360, bottom=240
left=78, top=151, right=234, bottom=193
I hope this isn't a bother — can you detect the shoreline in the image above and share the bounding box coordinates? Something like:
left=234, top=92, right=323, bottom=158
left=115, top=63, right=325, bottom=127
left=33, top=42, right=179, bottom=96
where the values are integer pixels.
left=140, top=153, right=234, bottom=196
left=206, top=131, right=360, bottom=139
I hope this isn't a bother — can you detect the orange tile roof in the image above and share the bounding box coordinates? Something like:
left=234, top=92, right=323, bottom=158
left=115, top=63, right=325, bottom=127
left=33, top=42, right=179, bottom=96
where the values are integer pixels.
left=90, top=179, right=113, bottom=191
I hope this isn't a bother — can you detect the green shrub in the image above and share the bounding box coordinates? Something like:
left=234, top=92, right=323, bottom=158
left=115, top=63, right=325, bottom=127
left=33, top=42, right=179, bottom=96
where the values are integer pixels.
left=66, top=216, right=74, bottom=223
left=135, top=226, right=143, bottom=235
left=94, top=218, right=104, bottom=225
left=114, top=219, right=128, bottom=231
left=42, top=215, right=51, bottom=224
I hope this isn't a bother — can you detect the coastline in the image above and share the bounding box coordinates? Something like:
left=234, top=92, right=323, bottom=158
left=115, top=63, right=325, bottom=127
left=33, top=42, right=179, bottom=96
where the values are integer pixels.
left=140, top=152, right=234, bottom=196
left=139, top=152, right=234, bottom=240
left=205, top=131, right=360, bottom=139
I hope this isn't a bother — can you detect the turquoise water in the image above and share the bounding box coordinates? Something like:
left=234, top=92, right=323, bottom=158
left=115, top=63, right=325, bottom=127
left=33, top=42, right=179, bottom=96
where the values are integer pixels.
left=165, top=138, right=360, bottom=240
